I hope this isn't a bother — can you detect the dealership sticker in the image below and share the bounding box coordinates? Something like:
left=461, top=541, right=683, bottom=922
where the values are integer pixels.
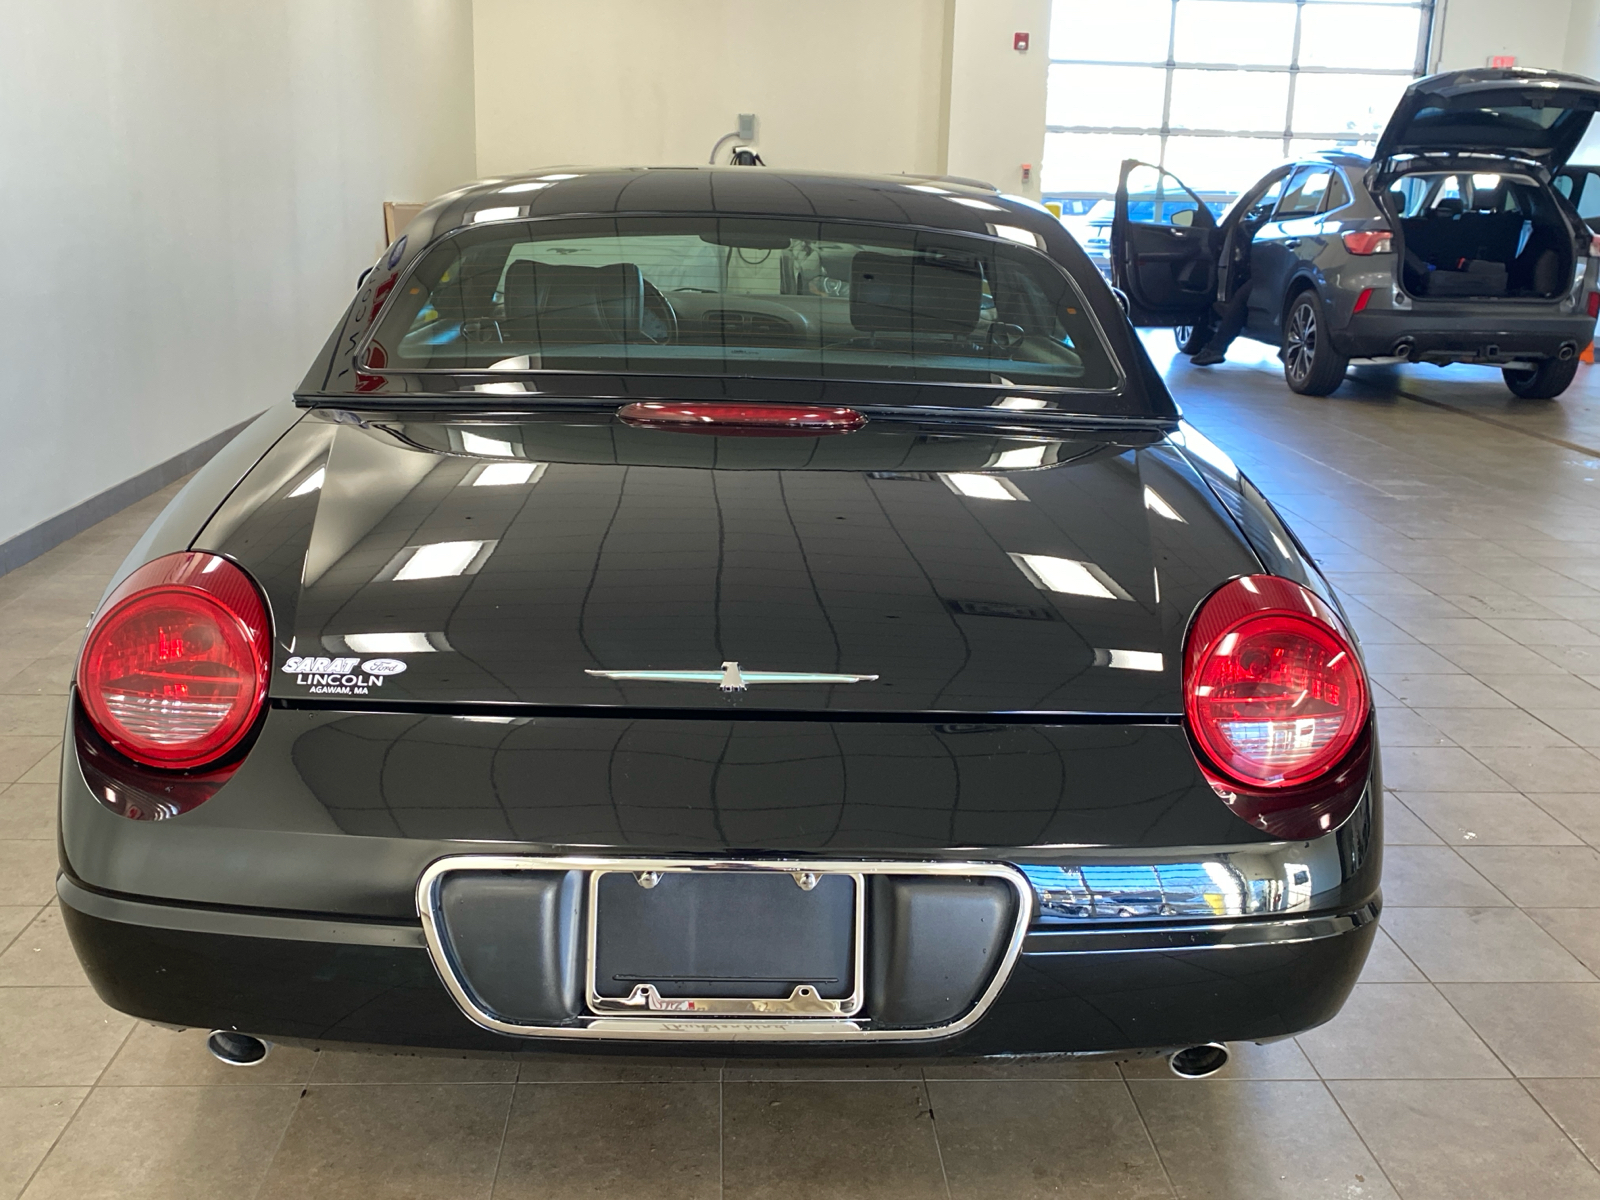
left=281, top=655, right=406, bottom=695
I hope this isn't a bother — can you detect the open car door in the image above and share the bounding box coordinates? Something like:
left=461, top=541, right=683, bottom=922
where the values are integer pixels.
left=1109, top=160, right=1219, bottom=327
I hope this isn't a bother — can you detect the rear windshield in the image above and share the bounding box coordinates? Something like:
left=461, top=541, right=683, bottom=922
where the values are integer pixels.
left=371, top=216, right=1121, bottom=393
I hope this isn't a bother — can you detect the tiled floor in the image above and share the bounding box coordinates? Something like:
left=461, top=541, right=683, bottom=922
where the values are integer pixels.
left=4, top=339, right=1600, bottom=1196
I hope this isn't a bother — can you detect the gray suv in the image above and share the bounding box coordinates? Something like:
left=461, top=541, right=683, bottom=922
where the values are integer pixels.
left=1111, top=67, right=1600, bottom=399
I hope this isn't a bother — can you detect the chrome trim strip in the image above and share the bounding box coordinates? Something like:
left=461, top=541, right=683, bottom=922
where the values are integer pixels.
left=1022, top=904, right=1379, bottom=955
left=415, top=856, right=1032, bottom=1043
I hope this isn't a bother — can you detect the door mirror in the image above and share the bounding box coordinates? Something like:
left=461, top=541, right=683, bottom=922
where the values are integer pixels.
left=1171, top=208, right=1195, bottom=228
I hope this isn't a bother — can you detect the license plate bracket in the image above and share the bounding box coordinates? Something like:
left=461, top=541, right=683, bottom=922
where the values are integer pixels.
left=587, top=868, right=864, bottom=1018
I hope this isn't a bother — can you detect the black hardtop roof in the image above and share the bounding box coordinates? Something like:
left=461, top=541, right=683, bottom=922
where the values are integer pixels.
left=401, top=166, right=1060, bottom=254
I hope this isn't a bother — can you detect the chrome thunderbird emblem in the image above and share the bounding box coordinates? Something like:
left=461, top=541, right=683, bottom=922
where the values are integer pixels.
left=585, top=661, right=879, bottom=693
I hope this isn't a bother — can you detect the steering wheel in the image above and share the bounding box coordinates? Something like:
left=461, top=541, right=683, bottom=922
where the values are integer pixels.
left=639, top=280, right=678, bottom=344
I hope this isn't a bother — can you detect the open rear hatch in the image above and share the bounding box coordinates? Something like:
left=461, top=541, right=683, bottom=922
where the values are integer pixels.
left=1368, top=68, right=1600, bottom=301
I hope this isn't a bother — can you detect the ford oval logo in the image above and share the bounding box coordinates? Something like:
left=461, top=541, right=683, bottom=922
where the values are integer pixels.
left=360, top=658, right=409, bottom=676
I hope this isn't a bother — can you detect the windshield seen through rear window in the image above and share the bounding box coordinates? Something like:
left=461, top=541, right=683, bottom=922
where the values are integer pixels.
left=371, top=217, right=1122, bottom=393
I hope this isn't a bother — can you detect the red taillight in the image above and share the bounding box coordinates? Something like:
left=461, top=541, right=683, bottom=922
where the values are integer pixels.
left=1588, top=292, right=1599, bottom=318
left=76, top=553, right=270, bottom=771
left=1353, top=287, right=1374, bottom=314
left=617, top=402, right=865, bottom=436
left=1184, top=575, right=1371, bottom=837
left=1341, top=230, right=1393, bottom=256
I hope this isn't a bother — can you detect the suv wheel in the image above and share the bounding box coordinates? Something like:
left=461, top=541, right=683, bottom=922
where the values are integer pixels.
left=1503, top=357, right=1580, bottom=399
left=1282, top=293, right=1349, bottom=396
left=1175, top=320, right=1214, bottom=355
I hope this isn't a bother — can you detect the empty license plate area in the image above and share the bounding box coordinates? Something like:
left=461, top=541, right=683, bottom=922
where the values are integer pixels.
left=588, top=868, right=863, bottom=1017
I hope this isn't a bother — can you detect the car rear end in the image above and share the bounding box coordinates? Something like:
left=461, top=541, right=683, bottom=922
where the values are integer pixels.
left=1325, top=68, right=1600, bottom=383
left=58, top=176, right=1381, bottom=1060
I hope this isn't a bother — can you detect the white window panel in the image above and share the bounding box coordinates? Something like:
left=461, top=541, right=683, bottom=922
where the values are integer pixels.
left=1167, top=69, right=1292, bottom=133
left=1046, top=64, right=1168, bottom=129
left=1049, top=0, right=1174, bottom=62
left=1042, top=132, right=1163, bottom=194
left=1293, top=73, right=1415, bottom=138
left=1298, top=5, right=1425, bottom=70
left=1160, top=136, right=1289, bottom=192
left=1173, top=1, right=1298, bottom=67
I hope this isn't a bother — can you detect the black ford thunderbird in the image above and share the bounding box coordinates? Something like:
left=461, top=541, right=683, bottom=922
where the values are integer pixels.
left=61, top=167, right=1379, bottom=1073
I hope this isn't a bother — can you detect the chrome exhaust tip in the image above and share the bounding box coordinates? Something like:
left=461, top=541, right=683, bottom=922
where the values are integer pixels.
left=1559, top=342, right=1578, bottom=361
left=1392, top=337, right=1415, bottom=361
left=1168, top=1042, right=1230, bottom=1078
left=206, top=1030, right=270, bottom=1067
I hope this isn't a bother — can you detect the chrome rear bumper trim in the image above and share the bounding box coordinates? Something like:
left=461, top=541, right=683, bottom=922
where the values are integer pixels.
left=415, top=856, right=1033, bottom=1043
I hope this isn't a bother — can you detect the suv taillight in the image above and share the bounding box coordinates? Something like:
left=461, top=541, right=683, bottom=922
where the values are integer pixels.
left=1342, top=230, right=1393, bottom=256
left=76, top=552, right=270, bottom=770
left=1183, top=575, right=1372, bottom=838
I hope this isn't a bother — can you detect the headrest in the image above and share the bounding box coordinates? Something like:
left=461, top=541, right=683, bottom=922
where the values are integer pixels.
left=1433, top=197, right=1465, bottom=218
left=849, top=252, right=981, bottom=335
left=502, top=261, right=644, bottom=343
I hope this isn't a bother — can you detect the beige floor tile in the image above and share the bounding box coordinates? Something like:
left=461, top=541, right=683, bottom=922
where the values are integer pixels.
left=925, top=1054, right=1121, bottom=1080
left=493, top=1082, right=719, bottom=1200
left=0, top=697, right=68, bottom=740
left=930, top=1079, right=1172, bottom=1199
left=1375, top=705, right=1453, bottom=749
left=0, top=987, right=132, bottom=1086
left=1458, top=845, right=1600, bottom=907
left=1436, top=641, right=1573, bottom=674
left=1470, top=747, right=1600, bottom=793
left=724, top=1057, right=923, bottom=1081
left=0, top=657, right=74, bottom=697
left=1382, top=907, right=1594, bottom=982
left=1529, top=910, right=1600, bottom=975
left=1333, top=1079, right=1600, bottom=1200
left=1379, top=747, right=1511, bottom=792
left=0, top=740, right=55, bottom=787
left=0, top=906, right=84, bottom=987
left=1442, top=983, right=1600, bottom=1077
left=1532, top=793, right=1600, bottom=842
left=15, top=751, right=59, bottom=787
left=0, top=785, right=55, bottom=841
left=311, top=1048, right=515, bottom=1083
left=1399, top=791, right=1584, bottom=845
left=1363, top=643, right=1461, bottom=673
left=1358, top=928, right=1426, bottom=983
left=1295, top=984, right=1507, bottom=1079
left=21, top=1085, right=297, bottom=1200
left=1380, top=845, right=1510, bottom=907
left=1128, top=1079, right=1396, bottom=1200
left=1375, top=675, right=1514, bottom=709
left=100, top=1023, right=316, bottom=1086
left=722, top=1080, right=946, bottom=1200
left=1538, top=709, right=1600, bottom=748
left=0, top=843, right=57, bottom=908
left=1120, top=1037, right=1317, bottom=1080
left=0, top=907, right=36, bottom=955
left=1528, top=1078, right=1600, bottom=1172
left=1381, top=797, right=1443, bottom=845
left=1412, top=707, right=1572, bottom=747
left=256, top=1083, right=511, bottom=1200
left=1485, top=674, right=1600, bottom=709
left=0, top=1087, right=86, bottom=1200
left=517, top=1053, right=721, bottom=1082
left=1486, top=618, right=1600, bottom=646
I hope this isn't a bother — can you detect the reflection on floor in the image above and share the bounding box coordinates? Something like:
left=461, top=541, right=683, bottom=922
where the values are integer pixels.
left=5, top=338, right=1600, bottom=1197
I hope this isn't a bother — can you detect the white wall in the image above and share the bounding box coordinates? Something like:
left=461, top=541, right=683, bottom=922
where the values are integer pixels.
left=1433, top=0, right=1575, bottom=71
left=0, top=0, right=476, bottom=550
left=946, top=0, right=1050, bottom=200
left=472, top=0, right=952, bottom=178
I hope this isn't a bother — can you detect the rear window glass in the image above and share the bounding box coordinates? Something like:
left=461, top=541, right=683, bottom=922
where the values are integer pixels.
left=371, top=217, right=1121, bottom=393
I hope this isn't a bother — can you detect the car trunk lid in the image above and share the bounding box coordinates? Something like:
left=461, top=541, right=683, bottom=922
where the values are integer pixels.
left=201, top=409, right=1258, bottom=718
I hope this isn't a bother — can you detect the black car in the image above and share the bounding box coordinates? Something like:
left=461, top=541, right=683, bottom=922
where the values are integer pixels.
left=1113, top=67, right=1600, bottom=399
left=61, top=167, right=1378, bottom=1072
